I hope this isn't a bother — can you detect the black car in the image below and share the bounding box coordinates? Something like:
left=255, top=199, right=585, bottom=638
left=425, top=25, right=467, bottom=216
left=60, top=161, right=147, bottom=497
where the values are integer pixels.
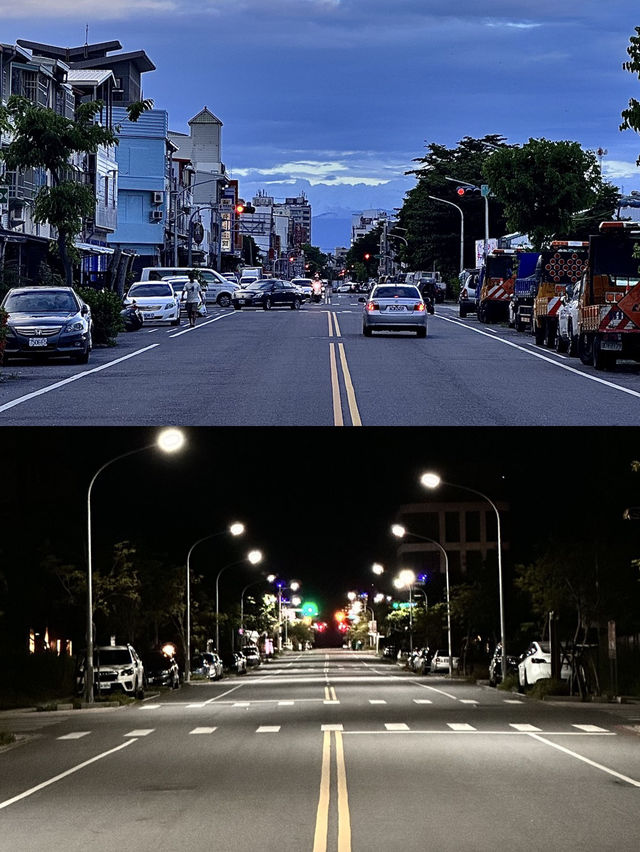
left=1, top=286, right=93, bottom=364
left=239, top=645, right=261, bottom=667
left=232, top=279, right=303, bottom=311
left=142, top=650, right=180, bottom=689
left=488, top=644, right=519, bottom=686
left=221, top=651, right=247, bottom=675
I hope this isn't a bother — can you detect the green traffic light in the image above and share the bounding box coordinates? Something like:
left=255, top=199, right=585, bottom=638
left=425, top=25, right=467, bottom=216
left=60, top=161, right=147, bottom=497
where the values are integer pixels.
left=301, top=601, right=319, bottom=617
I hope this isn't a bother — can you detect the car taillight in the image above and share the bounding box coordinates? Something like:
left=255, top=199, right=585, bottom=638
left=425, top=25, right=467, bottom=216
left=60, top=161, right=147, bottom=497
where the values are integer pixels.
left=462, top=288, right=468, bottom=298
left=414, top=303, right=426, bottom=312
left=366, top=301, right=379, bottom=311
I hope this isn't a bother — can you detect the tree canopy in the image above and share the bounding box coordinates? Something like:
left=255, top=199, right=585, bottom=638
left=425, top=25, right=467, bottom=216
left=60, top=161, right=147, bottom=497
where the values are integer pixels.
left=620, top=25, right=640, bottom=163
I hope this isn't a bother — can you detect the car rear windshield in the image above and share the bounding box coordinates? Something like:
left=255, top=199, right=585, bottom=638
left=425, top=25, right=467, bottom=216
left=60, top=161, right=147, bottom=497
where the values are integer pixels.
left=128, top=284, right=173, bottom=297
left=374, top=286, right=421, bottom=299
left=5, top=291, right=78, bottom=313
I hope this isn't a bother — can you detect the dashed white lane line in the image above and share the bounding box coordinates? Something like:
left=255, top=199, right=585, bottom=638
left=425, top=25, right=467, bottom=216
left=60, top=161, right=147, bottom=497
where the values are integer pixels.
left=572, top=724, right=609, bottom=733
left=510, top=724, right=541, bottom=732
left=233, top=702, right=251, bottom=707
left=321, top=724, right=344, bottom=732
left=413, top=699, right=433, bottom=705
left=459, top=699, right=479, bottom=705
left=124, top=729, right=154, bottom=737
left=369, top=700, right=387, bottom=705
left=503, top=700, right=524, bottom=704
left=189, top=727, right=217, bottom=735
left=57, top=732, right=91, bottom=740
left=0, top=344, right=160, bottom=413
left=256, top=726, right=281, bottom=733
left=139, top=704, right=161, bottom=709
left=385, top=723, right=410, bottom=731
left=447, top=723, right=476, bottom=731
left=186, top=703, right=207, bottom=709
left=278, top=700, right=295, bottom=706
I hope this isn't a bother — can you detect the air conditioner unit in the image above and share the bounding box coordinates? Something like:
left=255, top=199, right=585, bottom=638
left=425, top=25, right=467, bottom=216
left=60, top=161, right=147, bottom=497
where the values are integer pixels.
left=150, top=210, right=163, bottom=221
left=152, top=191, right=164, bottom=205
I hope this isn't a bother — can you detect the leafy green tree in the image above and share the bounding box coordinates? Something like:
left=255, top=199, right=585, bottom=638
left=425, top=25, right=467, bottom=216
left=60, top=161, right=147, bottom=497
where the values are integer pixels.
left=0, top=95, right=152, bottom=288
left=482, top=139, right=612, bottom=249
left=345, top=228, right=380, bottom=280
left=399, top=135, right=510, bottom=276
left=620, top=26, right=640, bottom=163
left=301, top=243, right=329, bottom=278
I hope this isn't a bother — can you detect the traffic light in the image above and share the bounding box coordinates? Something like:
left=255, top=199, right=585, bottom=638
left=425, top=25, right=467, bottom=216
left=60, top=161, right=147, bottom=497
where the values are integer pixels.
left=456, top=185, right=481, bottom=197
left=235, top=203, right=245, bottom=214
left=364, top=253, right=371, bottom=261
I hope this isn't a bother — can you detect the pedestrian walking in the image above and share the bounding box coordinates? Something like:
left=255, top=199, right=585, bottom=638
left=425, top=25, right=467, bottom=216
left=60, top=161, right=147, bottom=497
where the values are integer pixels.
left=183, top=271, right=203, bottom=327
left=324, top=277, right=333, bottom=304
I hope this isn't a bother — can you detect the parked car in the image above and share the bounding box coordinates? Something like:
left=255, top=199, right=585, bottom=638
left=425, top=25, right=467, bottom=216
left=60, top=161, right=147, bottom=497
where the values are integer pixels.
left=239, top=645, right=261, bottom=667
left=411, top=648, right=433, bottom=675
left=488, top=644, right=519, bottom=686
left=517, top=640, right=571, bottom=688
left=140, top=266, right=238, bottom=307
left=430, top=649, right=460, bottom=673
left=191, top=652, right=224, bottom=680
left=221, top=651, right=247, bottom=675
left=381, top=644, right=396, bottom=661
left=142, top=649, right=180, bottom=689
left=458, top=268, right=480, bottom=318
left=123, top=281, right=181, bottom=325
left=75, top=644, right=145, bottom=698
left=360, top=284, right=427, bottom=337
left=1, top=286, right=93, bottom=365
left=233, top=279, right=303, bottom=311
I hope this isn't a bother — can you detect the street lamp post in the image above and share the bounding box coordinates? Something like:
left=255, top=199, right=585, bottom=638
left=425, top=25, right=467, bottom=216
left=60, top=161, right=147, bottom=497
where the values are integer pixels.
left=394, top=569, right=416, bottom=653
left=420, top=472, right=506, bottom=688
left=428, top=195, right=464, bottom=274
left=240, top=578, right=269, bottom=646
left=392, top=524, right=452, bottom=678
left=185, top=522, right=245, bottom=682
left=215, top=550, right=263, bottom=652
left=85, top=428, right=185, bottom=703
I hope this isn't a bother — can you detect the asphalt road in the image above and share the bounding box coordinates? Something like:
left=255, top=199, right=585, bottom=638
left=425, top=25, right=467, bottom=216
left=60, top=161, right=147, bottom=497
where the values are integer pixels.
left=1, top=649, right=639, bottom=851
left=1, top=297, right=640, bottom=425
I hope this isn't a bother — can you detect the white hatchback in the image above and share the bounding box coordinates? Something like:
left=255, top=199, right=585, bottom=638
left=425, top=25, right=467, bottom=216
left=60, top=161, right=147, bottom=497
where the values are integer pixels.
left=124, top=281, right=180, bottom=325
left=517, top=640, right=571, bottom=688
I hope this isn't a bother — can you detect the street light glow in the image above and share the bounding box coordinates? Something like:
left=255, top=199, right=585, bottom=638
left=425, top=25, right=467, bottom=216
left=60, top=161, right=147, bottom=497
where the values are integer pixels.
left=391, top=524, right=406, bottom=538
left=157, top=427, right=185, bottom=453
left=374, top=593, right=385, bottom=604
left=248, top=550, right=263, bottom=565
left=267, top=574, right=276, bottom=583
left=289, top=581, right=300, bottom=591
left=420, top=472, right=441, bottom=489
left=396, top=569, right=416, bottom=588
left=372, top=563, right=384, bottom=575
left=229, top=522, right=245, bottom=536
left=347, top=591, right=357, bottom=601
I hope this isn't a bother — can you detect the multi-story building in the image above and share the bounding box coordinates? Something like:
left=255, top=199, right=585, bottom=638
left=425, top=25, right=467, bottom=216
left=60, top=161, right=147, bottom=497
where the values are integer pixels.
left=351, top=209, right=387, bottom=245
left=285, top=194, right=311, bottom=248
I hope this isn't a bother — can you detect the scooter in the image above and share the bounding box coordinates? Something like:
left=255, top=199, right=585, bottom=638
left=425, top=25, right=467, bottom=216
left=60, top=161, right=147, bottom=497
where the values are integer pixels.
left=311, top=283, right=323, bottom=303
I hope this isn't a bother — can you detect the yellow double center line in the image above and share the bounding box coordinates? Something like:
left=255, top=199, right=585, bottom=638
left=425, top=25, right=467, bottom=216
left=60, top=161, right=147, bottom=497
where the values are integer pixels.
left=327, top=312, right=362, bottom=426
left=313, top=728, right=352, bottom=852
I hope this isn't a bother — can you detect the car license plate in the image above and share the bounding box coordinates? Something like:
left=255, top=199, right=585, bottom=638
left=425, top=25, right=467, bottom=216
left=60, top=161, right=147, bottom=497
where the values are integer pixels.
left=237, top=299, right=245, bottom=304
left=28, top=337, right=48, bottom=347
left=143, top=312, right=157, bottom=320
left=387, top=305, right=405, bottom=311
left=601, top=339, right=622, bottom=351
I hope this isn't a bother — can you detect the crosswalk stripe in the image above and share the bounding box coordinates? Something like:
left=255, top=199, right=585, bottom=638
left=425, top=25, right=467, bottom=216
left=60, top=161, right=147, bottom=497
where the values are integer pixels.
left=139, top=704, right=161, bottom=710
left=510, top=724, right=541, bottom=732
left=447, top=723, right=476, bottom=731
left=57, top=732, right=90, bottom=740
left=278, top=701, right=295, bottom=706
left=233, top=702, right=251, bottom=707
left=413, top=699, right=432, bottom=704
left=124, top=729, right=154, bottom=737
left=186, top=703, right=206, bottom=708
left=459, top=700, right=479, bottom=705
left=256, top=726, right=281, bottom=733
left=189, top=727, right=217, bottom=735
left=503, top=700, right=524, bottom=704
left=385, top=723, right=409, bottom=731
left=321, top=724, right=343, bottom=731
left=572, top=724, right=609, bottom=733
left=369, top=700, right=387, bottom=704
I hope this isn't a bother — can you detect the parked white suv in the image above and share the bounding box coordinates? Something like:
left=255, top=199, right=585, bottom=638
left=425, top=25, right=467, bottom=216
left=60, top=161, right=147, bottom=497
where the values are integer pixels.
left=139, top=267, right=238, bottom=308
left=76, top=644, right=146, bottom=699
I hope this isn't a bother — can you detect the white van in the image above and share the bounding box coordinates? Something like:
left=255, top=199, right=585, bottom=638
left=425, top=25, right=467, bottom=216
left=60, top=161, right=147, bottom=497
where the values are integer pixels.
left=139, top=267, right=238, bottom=308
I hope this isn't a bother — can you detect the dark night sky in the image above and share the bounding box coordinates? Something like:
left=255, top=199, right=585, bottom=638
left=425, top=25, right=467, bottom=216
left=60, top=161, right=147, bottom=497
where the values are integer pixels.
left=3, top=426, right=639, bottom=630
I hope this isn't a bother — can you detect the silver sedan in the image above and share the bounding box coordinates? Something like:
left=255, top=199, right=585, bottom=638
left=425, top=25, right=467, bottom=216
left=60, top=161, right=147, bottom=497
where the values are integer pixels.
left=361, top=284, right=428, bottom=337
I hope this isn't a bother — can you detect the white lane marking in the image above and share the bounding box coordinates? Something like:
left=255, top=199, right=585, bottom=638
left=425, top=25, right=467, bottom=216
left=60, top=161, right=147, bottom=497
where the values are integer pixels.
left=437, top=314, right=640, bottom=401
left=278, top=701, right=295, bottom=706
left=385, top=723, right=409, bottom=731
left=411, top=681, right=458, bottom=700
left=0, top=739, right=135, bottom=811
left=0, top=344, right=160, bottom=413
left=528, top=732, right=640, bottom=788
left=256, top=726, right=281, bottom=733
left=321, top=724, right=344, bottom=731
left=413, top=699, right=433, bottom=705
left=323, top=699, right=340, bottom=705
left=186, top=703, right=207, bottom=708
left=146, top=328, right=160, bottom=333
left=57, top=732, right=91, bottom=740
left=572, top=724, right=609, bottom=733
left=169, top=311, right=237, bottom=338
left=233, top=702, right=251, bottom=707
left=189, top=727, right=217, bottom=735
left=202, top=684, right=245, bottom=705
left=447, top=723, right=476, bottom=731
left=503, top=700, right=524, bottom=704
left=124, top=729, right=154, bottom=737
left=510, top=723, right=541, bottom=732
left=369, top=700, right=387, bottom=704
left=460, top=699, right=479, bottom=705
left=139, top=704, right=161, bottom=710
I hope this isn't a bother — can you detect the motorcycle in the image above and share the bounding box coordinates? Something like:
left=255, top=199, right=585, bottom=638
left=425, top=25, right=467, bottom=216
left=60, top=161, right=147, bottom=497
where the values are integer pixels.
left=120, top=302, right=143, bottom=331
left=311, top=282, right=323, bottom=303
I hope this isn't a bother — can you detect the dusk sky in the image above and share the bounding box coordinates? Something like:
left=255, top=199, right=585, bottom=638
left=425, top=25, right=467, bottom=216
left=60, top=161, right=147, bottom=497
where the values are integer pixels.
left=4, top=1, right=640, bottom=248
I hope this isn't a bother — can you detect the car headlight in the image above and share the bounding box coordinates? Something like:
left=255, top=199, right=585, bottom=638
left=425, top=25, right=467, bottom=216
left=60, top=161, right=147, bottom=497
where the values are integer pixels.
left=122, top=667, right=134, bottom=676
left=165, top=302, right=176, bottom=310
left=62, top=320, right=85, bottom=333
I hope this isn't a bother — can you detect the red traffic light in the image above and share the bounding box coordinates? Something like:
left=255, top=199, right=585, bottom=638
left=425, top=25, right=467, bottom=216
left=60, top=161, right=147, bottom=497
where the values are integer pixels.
left=364, top=253, right=371, bottom=261
left=456, top=186, right=466, bottom=196
left=457, top=185, right=481, bottom=197
left=235, top=204, right=245, bottom=214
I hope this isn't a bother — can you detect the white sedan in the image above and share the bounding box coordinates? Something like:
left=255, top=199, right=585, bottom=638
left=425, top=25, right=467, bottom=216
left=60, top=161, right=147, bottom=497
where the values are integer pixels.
left=124, top=281, right=181, bottom=325
left=518, top=640, right=571, bottom=688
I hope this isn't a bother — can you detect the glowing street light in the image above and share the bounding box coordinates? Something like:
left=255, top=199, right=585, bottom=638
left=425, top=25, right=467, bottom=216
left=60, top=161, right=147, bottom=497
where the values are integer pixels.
left=420, top=470, right=506, bottom=688
left=216, top=549, right=264, bottom=651
left=85, top=428, right=186, bottom=702
left=372, top=563, right=385, bottom=575
left=394, top=569, right=416, bottom=652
